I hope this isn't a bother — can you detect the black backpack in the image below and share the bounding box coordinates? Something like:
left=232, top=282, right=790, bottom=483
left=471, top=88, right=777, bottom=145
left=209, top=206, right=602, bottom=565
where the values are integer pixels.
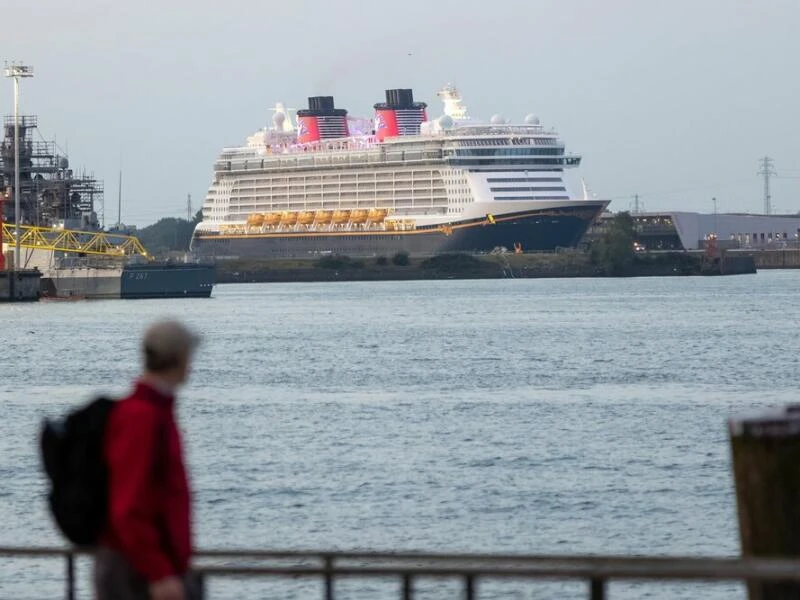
left=40, top=397, right=115, bottom=546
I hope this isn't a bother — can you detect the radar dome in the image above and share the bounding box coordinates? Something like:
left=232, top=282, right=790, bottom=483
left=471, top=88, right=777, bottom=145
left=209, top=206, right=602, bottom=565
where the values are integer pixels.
left=272, top=112, right=286, bottom=129
left=490, top=114, right=505, bottom=125
left=524, top=114, right=540, bottom=125
left=438, top=115, right=454, bottom=130
left=59, top=157, right=69, bottom=169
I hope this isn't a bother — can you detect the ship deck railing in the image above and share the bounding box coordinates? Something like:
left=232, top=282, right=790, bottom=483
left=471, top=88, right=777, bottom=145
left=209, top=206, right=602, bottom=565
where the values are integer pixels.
left=2, top=546, right=799, bottom=599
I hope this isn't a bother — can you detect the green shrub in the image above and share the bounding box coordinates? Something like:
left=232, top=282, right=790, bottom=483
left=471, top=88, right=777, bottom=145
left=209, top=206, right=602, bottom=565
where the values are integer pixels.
left=313, top=255, right=362, bottom=269
left=375, top=256, right=388, bottom=266
left=589, top=211, right=636, bottom=276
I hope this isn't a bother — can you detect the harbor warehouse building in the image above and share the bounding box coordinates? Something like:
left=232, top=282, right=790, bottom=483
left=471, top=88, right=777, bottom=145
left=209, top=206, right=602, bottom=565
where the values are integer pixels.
left=590, top=212, right=800, bottom=251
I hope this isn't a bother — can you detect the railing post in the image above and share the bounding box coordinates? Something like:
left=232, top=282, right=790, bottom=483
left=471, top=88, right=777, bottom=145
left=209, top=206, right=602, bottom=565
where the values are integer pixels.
left=402, top=574, right=413, bottom=600
left=731, top=407, right=800, bottom=600
left=464, top=574, right=475, bottom=600
left=65, top=552, right=75, bottom=600
left=323, top=555, right=334, bottom=600
left=196, top=572, right=206, bottom=600
left=589, top=578, right=605, bottom=600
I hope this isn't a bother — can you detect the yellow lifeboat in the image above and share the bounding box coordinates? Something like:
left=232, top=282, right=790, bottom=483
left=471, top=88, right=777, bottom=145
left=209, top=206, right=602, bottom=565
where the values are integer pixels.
left=332, top=210, right=350, bottom=224
left=367, top=208, right=387, bottom=223
left=350, top=209, right=368, bottom=224
left=315, top=210, right=332, bottom=224
left=297, top=211, right=315, bottom=225
left=246, top=213, right=265, bottom=227
left=264, top=212, right=281, bottom=226
left=280, top=211, right=298, bottom=226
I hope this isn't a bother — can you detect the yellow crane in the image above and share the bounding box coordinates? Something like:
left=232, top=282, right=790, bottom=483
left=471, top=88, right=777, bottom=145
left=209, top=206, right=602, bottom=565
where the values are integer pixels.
left=1, top=223, right=148, bottom=257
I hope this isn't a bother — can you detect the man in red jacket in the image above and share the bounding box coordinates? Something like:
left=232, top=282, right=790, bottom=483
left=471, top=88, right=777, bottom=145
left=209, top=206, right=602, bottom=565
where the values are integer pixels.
left=94, top=320, right=201, bottom=600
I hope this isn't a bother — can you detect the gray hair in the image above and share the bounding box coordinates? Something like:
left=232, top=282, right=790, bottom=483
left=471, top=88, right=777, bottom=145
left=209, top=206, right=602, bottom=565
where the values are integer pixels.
left=142, top=319, right=201, bottom=372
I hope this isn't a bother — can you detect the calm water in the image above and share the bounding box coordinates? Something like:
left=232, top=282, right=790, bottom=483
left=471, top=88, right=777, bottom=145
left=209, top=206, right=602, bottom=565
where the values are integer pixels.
left=2, top=272, right=800, bottom=598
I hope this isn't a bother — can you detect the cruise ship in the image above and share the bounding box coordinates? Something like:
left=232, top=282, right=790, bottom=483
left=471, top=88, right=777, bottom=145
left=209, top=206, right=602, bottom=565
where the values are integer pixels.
left=191, top=86, right=608, bottom=259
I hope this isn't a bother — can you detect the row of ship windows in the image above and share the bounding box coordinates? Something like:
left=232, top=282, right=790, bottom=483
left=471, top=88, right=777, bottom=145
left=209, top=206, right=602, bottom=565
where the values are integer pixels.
left=232, top=186, right=448, bottom=194
left=232, top=192, right=447, bottom=202
left=234, top=182, right=446, bottom=191
left=233, top=182, right=446, bottom=191
left=478, top=168, right=565, bottom=173
left=229, top=205, right=452, bottom=214
left=454, top=138, right=558, bottom=147
left=448, top=148, right=563, bottom=157
left=229, top=191, right=447, bottom=199
left=231, top=192, right=448, bottom=203
left=486, top=177, right=562, bottom=183
left=234, top=172, right=444, bottom=185
left=494, top=195, right=571, bottom=201
left=384, top=151, right=444, bottom=162
left=489, top=186, right=566, bottom=193
left=229, top=200, right=450, bottom=210
left=450, top=158, right=581, bottom=166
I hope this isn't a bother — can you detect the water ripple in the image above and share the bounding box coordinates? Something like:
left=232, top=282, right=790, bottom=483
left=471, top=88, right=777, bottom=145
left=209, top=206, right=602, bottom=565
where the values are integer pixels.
left=2, top=274, right=798, bottom=598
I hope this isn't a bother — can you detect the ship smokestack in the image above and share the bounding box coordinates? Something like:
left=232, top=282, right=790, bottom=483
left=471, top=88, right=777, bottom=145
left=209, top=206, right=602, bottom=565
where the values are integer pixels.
left=373, top=88, right=428, bottom=141
left=296, top=96, right=349, bottom=144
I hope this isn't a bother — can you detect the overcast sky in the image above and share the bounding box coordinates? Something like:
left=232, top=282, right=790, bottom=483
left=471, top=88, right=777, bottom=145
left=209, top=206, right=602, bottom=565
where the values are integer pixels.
left=4, top=0, right=799, bottom=225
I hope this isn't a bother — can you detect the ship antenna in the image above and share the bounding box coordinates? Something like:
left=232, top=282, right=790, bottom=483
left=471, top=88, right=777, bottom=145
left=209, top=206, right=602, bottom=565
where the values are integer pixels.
left=117, top=169, right=122, bottom=227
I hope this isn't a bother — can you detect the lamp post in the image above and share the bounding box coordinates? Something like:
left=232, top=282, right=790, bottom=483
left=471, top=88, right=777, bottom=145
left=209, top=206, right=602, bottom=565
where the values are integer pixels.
left=4, top=62, right=33, bottom=272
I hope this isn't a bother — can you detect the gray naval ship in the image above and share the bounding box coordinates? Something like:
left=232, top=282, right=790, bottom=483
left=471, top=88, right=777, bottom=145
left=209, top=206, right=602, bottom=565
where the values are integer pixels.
left=0, top=114, right=214, bottom=299
left=36, top=255, right=215, bottom=300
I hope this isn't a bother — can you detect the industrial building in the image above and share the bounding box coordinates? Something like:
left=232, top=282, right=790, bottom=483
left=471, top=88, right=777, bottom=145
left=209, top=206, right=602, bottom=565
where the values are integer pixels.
left=589, top=212, right=800, bottom=251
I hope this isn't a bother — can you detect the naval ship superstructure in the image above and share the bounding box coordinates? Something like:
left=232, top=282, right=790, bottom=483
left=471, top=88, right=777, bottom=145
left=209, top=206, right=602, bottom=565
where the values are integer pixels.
left=0, top=115, right=214, bottom=298
left=191, top=85, right=608, bottom=259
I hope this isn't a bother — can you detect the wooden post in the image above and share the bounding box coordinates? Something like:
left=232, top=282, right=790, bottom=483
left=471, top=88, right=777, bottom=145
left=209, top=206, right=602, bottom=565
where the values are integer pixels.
left=730, top=406, right=800, bottom=599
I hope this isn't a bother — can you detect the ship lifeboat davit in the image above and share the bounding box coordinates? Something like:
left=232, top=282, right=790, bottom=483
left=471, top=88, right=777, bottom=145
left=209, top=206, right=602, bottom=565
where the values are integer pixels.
left=367, top=208, right=387, bottom=223
left=298, top=211, right=315, bottom=225
left=332, top=210, right=350, bottom=224
left=246, top=213, right=265, bottom=227
left=264, top=212, right=281, bottom=226
left=350, top=209, right=368, bottom=224
left=280, top=211, right=298, bottom=226
left=315, top=210, right=332, bottom=224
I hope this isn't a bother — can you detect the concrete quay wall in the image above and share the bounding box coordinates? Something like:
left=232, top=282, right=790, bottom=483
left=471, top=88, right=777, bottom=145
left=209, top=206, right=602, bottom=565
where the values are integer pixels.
left=752, top=249, right=800, bottom=269
left=0, top=270, right=41, bottom=302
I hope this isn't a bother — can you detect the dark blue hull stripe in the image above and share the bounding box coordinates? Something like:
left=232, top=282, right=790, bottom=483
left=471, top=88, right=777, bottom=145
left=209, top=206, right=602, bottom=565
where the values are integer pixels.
left=193, top=205, right=603, bottom=259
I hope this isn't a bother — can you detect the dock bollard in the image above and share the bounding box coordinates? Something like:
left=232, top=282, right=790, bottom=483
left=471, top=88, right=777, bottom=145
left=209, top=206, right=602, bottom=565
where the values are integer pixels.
left=730, top=406, right=800, bottom=600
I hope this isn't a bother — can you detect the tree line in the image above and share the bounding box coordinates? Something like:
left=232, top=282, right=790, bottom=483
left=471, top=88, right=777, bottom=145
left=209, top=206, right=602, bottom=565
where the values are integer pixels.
left=135, top=211, right=202, bottom=257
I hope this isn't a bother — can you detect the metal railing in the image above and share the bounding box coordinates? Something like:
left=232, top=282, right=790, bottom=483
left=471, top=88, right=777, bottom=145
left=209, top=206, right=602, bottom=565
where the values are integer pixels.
left=3, top=546, right=800, bottom=599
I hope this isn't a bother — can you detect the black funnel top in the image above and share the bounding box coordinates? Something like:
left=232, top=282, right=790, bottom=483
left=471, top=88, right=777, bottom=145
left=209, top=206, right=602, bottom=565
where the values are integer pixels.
left=298, top=96, right=348, bottom=117
left=309, top=96, right=334, bottom=112
left=374, top=88, right=427, bottom=111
